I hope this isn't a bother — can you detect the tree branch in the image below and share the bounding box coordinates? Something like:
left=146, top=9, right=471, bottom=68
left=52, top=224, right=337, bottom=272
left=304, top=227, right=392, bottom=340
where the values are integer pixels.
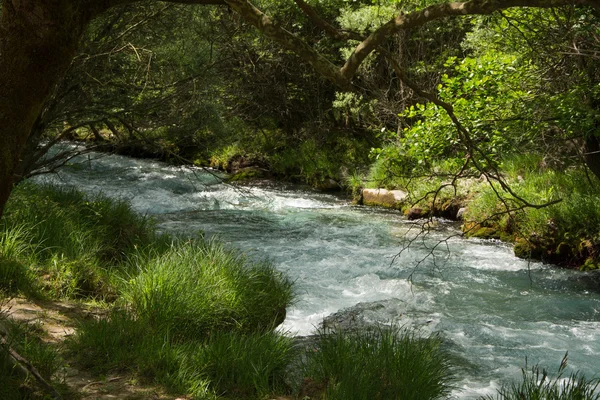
left=223, top=0, right=351, bottom=89
left=340, top=0, right=600, bottom=81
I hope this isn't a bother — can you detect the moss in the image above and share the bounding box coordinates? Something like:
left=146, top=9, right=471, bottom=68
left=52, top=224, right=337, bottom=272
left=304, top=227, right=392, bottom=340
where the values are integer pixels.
left=513, top=238, right=543, bottom=259
left=227, top=167, right=267, bottom=182
left=436, top=198, right=462, bottom=220
left=498, top=232, right=514, bottom=243
left=471, top=227, right=500, bottom=239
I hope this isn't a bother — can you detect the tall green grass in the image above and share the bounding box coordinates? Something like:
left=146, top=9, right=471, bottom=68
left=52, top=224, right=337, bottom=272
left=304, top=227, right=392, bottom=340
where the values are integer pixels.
left=0, top=225, right=36, bottom=294
left=174, top=331, right=296, bottom=398
left=0, top=182, right=159, bottom=298
left=464, top=154, right=600, bottom=268
left=68, top=238, right=295, bottom=398
left=122, top=239, right=293, bottom=340
left=302, top=326, right=456, bottom=400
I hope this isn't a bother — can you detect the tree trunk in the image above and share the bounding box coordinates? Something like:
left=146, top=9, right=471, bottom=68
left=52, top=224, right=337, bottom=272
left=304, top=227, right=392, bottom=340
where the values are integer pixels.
left=0, top=0, right=90, bottom=218
left=584, top=134, right=600, bottom=182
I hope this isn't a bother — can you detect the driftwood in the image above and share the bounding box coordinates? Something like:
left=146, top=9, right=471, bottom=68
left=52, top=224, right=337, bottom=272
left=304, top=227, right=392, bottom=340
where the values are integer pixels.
left=0, top=322, right=63, bottom=400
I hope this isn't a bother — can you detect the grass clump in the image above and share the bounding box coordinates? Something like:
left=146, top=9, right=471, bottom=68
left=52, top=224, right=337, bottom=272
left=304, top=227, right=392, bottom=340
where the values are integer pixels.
left=69, top=238, right=295, bottom=399
left=483, top=354, right=600, bottom=400
left=174, top=331, right=296, bottom=399
left=302, top=326, right=455, bottom=400
left=122, top=239, right=292, bottom=340
left=0, top=181, right=159, bottom=298
left=0, top=225, right=37, bottom=295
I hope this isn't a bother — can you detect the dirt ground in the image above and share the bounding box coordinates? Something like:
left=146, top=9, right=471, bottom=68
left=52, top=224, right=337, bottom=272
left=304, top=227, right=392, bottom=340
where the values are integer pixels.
left=2, top=297, right=185, bottom=400
left=2, top=297, right=297, bottom=400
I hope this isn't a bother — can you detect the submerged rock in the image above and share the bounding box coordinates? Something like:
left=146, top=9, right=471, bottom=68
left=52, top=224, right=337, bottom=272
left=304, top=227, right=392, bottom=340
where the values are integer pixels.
left=362, top=188, right=407, bottom=209
left=320, top=298, right=437, bottom=336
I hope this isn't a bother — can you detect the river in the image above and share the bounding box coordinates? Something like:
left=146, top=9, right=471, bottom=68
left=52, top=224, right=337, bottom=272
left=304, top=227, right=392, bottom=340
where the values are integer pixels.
left=38, top=148, right=600, bottom=398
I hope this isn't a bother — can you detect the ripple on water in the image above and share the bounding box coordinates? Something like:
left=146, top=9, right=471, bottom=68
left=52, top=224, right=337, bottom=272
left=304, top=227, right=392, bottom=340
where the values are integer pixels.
left=35, top=148, right=600, bottom=399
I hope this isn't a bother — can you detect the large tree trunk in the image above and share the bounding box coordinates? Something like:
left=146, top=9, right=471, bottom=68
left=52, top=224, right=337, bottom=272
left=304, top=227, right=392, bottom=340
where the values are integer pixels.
left=584, top=134, right=600, bottom=181
left=0, top=0, right=91, bottom=218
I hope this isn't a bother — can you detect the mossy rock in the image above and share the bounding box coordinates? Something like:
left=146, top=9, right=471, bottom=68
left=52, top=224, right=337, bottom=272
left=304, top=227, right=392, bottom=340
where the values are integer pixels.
left=514, top=238, right=543, bottom=259
left=437, top=198, right=463, bottom=220
left=362, top=189, right=407, bottom=209
left=227, top=167, right=268, bottom=182
left=470, top=227, right=500, bottom=239
left=404, top=207, right=431, bottom=220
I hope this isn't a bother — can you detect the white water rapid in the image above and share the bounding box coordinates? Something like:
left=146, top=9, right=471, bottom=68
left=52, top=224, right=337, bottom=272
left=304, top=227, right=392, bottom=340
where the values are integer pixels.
left=36, top=148, right=600, bottom=398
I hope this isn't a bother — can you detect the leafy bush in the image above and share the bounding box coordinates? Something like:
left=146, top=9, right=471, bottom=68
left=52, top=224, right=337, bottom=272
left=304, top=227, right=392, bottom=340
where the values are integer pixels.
left=302, top=326, right=455, bottom=400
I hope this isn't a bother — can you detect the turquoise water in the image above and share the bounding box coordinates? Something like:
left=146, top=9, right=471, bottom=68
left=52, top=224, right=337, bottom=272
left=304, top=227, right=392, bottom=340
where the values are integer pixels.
left=39, top=149, right=600, bottom=398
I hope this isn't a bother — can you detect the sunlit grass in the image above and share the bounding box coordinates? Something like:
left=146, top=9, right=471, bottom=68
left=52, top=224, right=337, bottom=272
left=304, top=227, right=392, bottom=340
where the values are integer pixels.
left=302, top=326, right=456, bottom=400
left=483, top=354, right=600, bottom=400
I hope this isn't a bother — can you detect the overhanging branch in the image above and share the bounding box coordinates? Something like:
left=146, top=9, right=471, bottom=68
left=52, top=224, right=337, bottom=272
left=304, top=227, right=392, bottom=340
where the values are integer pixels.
left=340, top=0, right=600, bottom=80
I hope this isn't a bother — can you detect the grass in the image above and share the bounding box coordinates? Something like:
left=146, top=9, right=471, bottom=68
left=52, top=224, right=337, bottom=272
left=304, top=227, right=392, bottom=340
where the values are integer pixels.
left=67, top=235, right=294, bottom=398
left=0, top=225, right=37, bottom=295
left=464, top=154, right=600, bottom=268
left=482, top=354, right=600, bottom=400
left=7, top=181, right=598, bottom=399
left=174, top=331, right=296, bottom=398
left=301, top=326, right=456, bottom=400
left=0, top=181, right=160, bottom=298
left=1, top=181, right=297, bottom=399
left=0, top=309, right=64, bottom=400
left=122, top=239, right=293, bottom=340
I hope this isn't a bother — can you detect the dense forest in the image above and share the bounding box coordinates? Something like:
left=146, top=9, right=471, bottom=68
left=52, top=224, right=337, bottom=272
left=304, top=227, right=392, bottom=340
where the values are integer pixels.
left=2, top=0, right=600, bottom=399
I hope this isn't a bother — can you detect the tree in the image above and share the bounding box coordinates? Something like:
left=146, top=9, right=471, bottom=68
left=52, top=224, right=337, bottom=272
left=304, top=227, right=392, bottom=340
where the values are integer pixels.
left=1, top=0, right=599, bottom=218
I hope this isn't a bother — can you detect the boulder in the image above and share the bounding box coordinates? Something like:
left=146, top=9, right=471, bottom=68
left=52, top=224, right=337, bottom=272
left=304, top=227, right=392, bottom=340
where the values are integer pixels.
left=227, top=166, right=268, bottom=182
left=321, top=298, right=436, bottom=335
left=362, top=188, right=407, bottom=209
left=405, top=207, right=429, bottom=220
left=317, top=178, right=341, bottom=191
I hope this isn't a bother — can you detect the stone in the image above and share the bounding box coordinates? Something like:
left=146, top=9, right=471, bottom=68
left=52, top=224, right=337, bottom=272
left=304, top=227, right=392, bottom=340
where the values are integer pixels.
left=362, top=188, right=407, bottom=209
left=317, top=178, right=340, bottom=191
left=456, top=207, right=467, bottom=220
left=320, top=298, right=435, bottom=335
left=405, top=207, right=429, bottom=220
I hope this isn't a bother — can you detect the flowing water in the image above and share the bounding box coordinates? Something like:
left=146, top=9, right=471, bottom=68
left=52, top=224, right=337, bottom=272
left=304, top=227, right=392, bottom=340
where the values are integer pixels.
left=38, top=148, right=600, bottom=398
